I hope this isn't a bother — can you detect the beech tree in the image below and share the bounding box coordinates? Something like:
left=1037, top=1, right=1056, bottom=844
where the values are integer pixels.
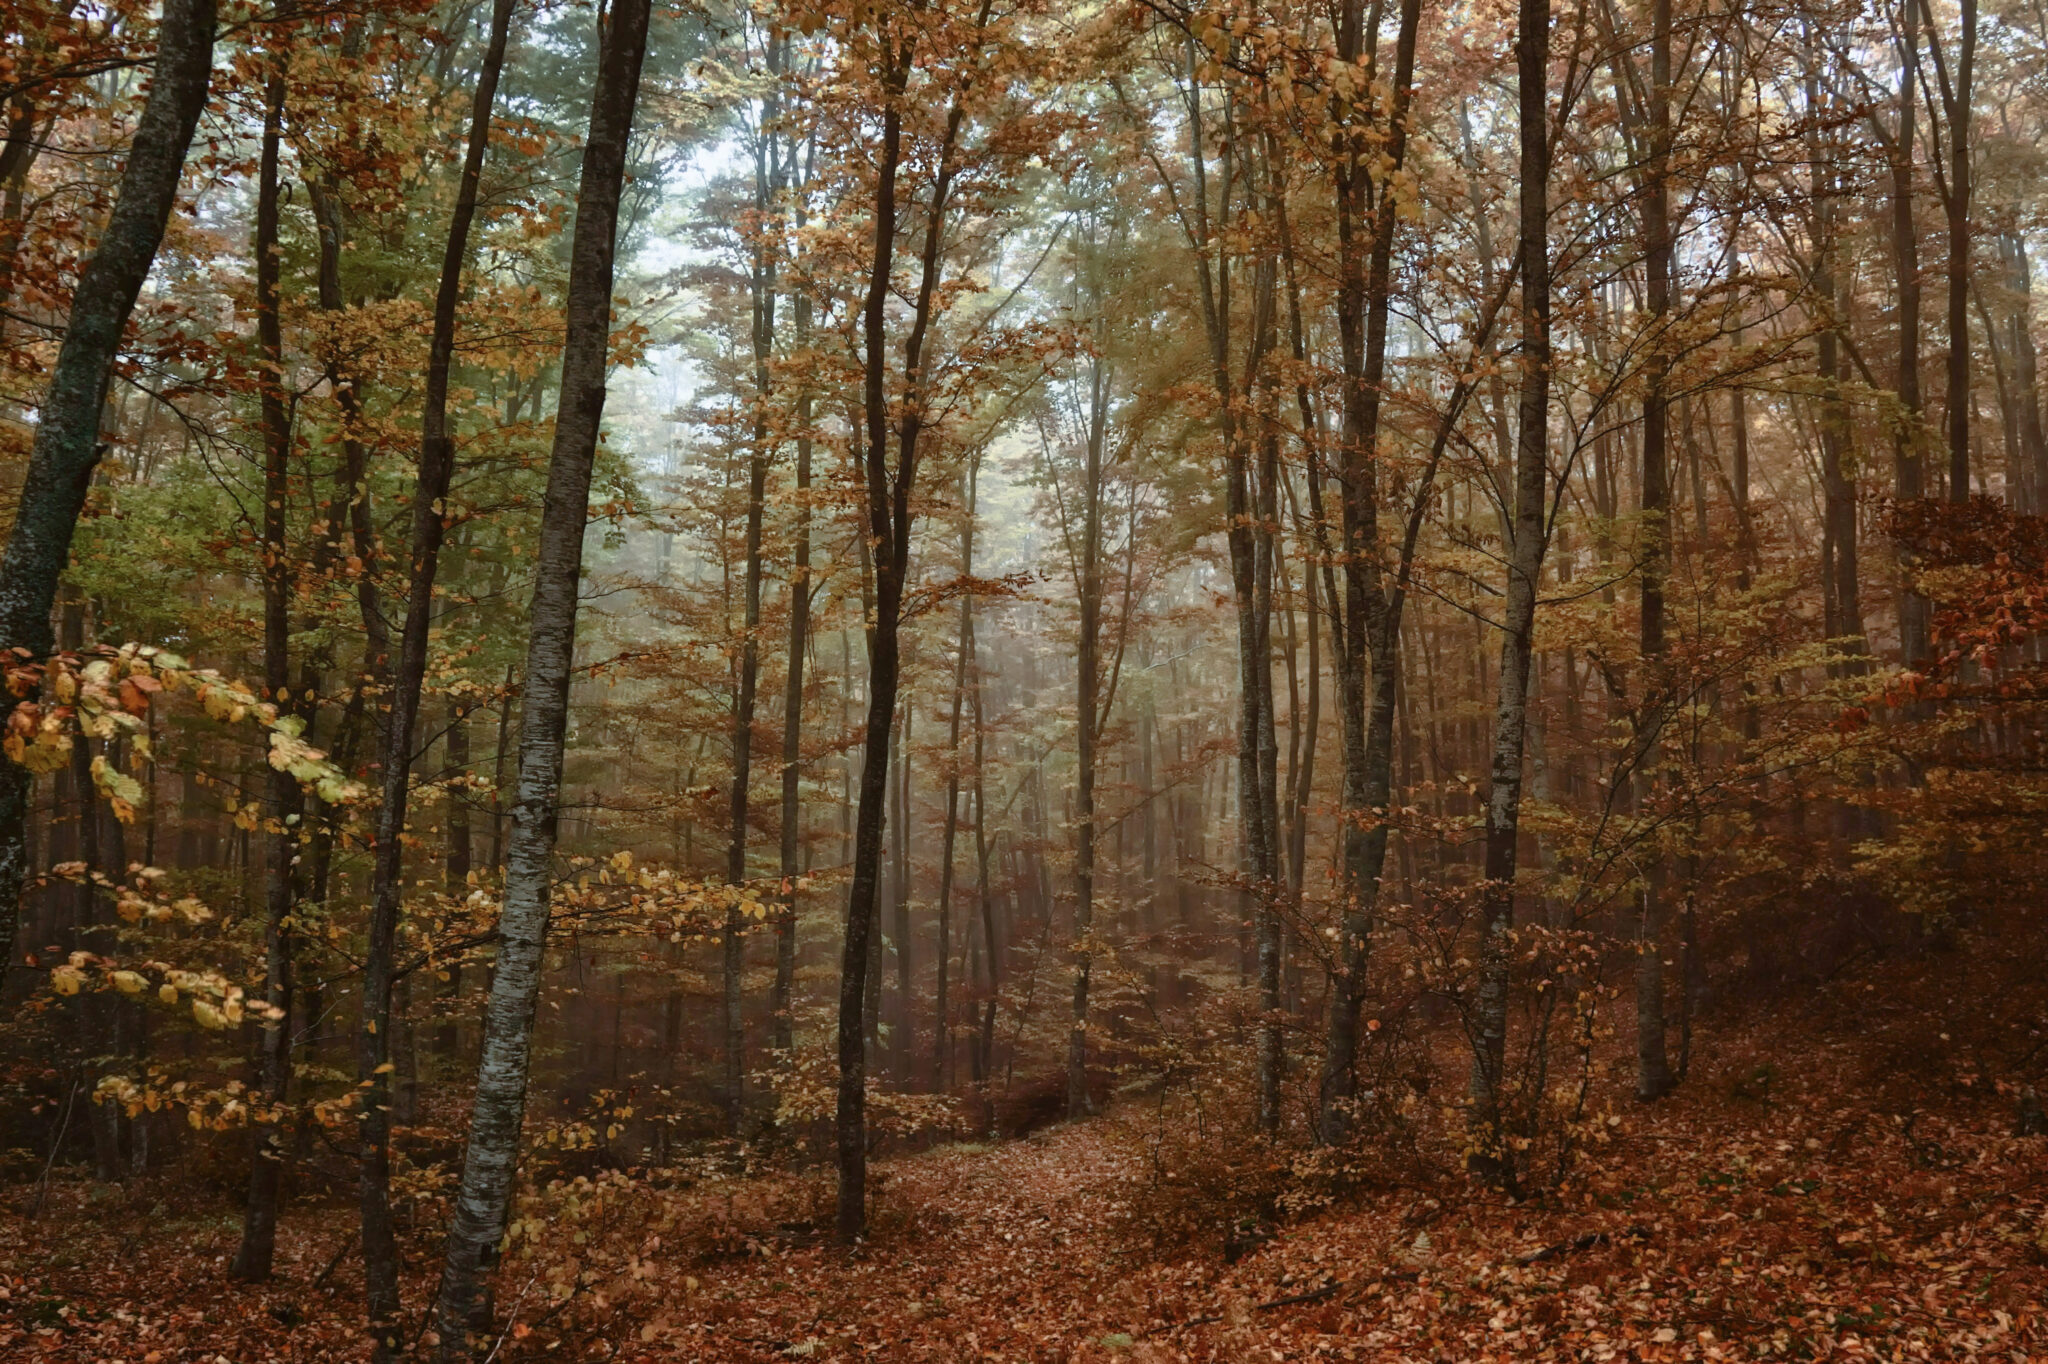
left=432, top=0, right=651, bottom=1347
left=0, top=0, right=215, bottom=977
left=4, top=0, right=2048, bottom=1350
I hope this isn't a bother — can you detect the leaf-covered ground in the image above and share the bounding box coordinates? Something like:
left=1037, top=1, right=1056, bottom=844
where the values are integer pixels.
left=4, top=1031, right=2045, bottom=1362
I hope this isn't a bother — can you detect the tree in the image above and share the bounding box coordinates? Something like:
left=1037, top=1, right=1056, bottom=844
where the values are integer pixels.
left=0, top=0, right=216, bottom=982
left=1469, top=0, right=1555, bottom=1176
left=432, top=0, right=651, bottom=1348
left=359, top=0, right=517, bottom=1347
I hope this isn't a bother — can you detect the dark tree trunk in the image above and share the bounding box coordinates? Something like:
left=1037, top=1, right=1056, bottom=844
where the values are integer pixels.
left=361, top=2, right=515, bottom=1351
left=1468, top=0, right=1552, bottom=1178
left=1070, top=355, right=1107, bottom=1120
left=1948, top=0, right=1976, bottom=501
left=1634, top=0, right=1677, bottom=1106
left=431, top=0, right=649, bottom=1351
left=441, top=699, right=473, bottom=1061
left=1892, top=0, right=1930, bottom=664
left=838, top=73, right=906, bottom=1234
left=935, top=460, right=977, bottom=1089
left=837, top=10, right=976, bottom=1238
left=1317, top=0, right=1424, bottom=1146
left=233, top=41, right=299, bottom=1284
left=725, top=73, right=784, bottom=1133
left=0, top=0, right=215, bottom=985
left=774, top=296, right=813, bottom=1054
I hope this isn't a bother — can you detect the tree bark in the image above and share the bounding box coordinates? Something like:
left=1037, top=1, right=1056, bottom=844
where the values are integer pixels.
left=1468, top=0, right=1552, bottom=1178
left=430, top=0, right=648, bottom=1352
left=360, top=2, right=515, bottom=1350
left=1892, top=0, right=1930, bottom=665
left=1069, top=353, right=1107, bottom=1120
left=774, top=292, right=813, bottom=1054
left=1317, top=0, right=1424, bottom=1146
left=0, top=0, right=215, bottom=988
left=1943, top=0, right=1976, bottom=502
left=1634, top=0, right=1676, bottom=1106
left=233, top=38, right=299, bottom=1283
left=935, top=459, right=977, bottom=1089
left=725, top=69, right=785, bottom=1132
left=837, top=8, right=977, bottom=1238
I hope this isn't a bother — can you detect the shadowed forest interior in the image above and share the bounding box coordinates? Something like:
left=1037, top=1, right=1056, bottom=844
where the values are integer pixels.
left=2, top=0, right=2048, bottom=1357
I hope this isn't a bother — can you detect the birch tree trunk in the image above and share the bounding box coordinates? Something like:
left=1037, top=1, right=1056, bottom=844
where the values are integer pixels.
left=431, top=0, right=649, bottom=1350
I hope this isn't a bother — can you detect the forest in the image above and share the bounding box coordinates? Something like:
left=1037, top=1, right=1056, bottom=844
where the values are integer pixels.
left=0, top=0, right=2045, bottom=1356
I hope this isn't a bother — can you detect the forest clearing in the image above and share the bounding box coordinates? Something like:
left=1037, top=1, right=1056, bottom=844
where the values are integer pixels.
left=1, top=0, right=2046, bottom=1357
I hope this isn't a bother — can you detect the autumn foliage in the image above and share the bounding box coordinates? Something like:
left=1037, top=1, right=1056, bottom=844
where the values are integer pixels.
left=3, top=0, right=2048, bottom=1358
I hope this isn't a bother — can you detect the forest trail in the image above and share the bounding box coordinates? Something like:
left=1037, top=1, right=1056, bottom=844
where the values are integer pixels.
left=13, top=1022, right=2043, bottom=1363
left=657, top=1082, right=2048, bottom=1363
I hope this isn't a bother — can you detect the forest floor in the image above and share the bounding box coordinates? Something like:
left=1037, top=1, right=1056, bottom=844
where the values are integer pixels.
left=4, top=1012, right=2047, bottom=1361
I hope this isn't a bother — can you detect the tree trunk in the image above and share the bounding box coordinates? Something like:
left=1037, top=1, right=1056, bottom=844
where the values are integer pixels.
left=0, top=0, right=215, bottom=985
left=896, top=702, right=915, bottom=1061
left=838, top=67, right=906, bottom=1227
left=935, top=460, right=977, bottom=1089
left=1892, top=0, right=1930, bottom=665
left=837, top=11, right=975, bottom=1237
left=361, top=2, right=515, bottom=1350
left=1468, top=0, right=1552, bottom=1179
left=430, top=0, right=648, bottom=1351
left=441, top=699, right=473, bottom=1062
left=1317, top=0, right=1424, bottom=1146
left=2013, top=237, right=2048, bottom=514
left=1070, top=354, right=1107, bottom=1120
left=972, top=629, right=999, bottom=1088
left=725, top=78, right=784, bottom=1134
left=774, top=291, right=813, bottom=1053
left=1634, top=0, right=1677, bottom=1106
left=1945, top=0, right=1976, bottom=502
left=233, top=42, right=299, bottom=1284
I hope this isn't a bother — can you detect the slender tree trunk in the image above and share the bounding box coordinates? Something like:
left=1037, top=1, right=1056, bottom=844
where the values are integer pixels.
left=2013, top=237, right=2048, bottom=514
left=774, top=299, right=813, bottom=1054
left=1945, top=0, right=1976, bottom=502
left=0, top=0, right=215, bottom=984
left=935, top=460, right=977, bottom=1089
left=1251, top=328, right=1285, bottom=1136
left=838, top=38, right=912, bottom=1246
left=431, top=0, right=648, bottom=1351
left=233, top=42, right=299, bottom=1283
left=1634, top=0, right=1677, bottom=1105
left=361, top=3, right=515, bottom=1350
left=440, top=699, right=472, bottom=1062
left=837, top=9, right=977, bottom=1236
left=1468, top=0, right=1552, bottom=1178
left=725, top=82, right=783, bottom=1134
left=1816, top=212, right=1866, bottom=664
left=971, top=615, right=999, bottom=1088
left=1070, top=355, right=1107, bottom=1120
left=1317, top=0, right=1424, bottom=1146
left=1892, top=0, right=1930, bottom=665
left=890, top=701, right=914, bottom=1065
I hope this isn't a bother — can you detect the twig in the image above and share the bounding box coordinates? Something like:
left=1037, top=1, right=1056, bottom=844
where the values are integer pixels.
left=1514, top=1224, right=1652, bottom=1264
left=310, top=1229, right=359, bottom=1291
left=1152, top=1280, right=1345, bottom=1336
left=481, top=1270, right=542, bottom=1364
left=1257, top=1282, right=1341, bottom=1310
left=27, top=1080, right=81, bottom=1219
